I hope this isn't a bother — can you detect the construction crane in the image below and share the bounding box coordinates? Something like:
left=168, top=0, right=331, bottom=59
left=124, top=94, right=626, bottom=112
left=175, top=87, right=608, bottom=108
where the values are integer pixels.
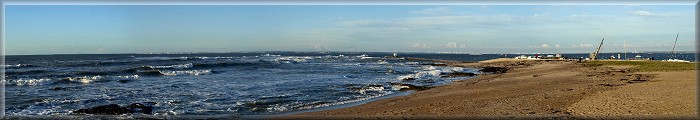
left=589, top=38, right=605, bottom=60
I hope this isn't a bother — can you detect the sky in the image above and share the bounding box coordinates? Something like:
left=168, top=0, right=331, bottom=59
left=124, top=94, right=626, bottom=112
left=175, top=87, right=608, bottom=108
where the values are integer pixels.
left=5, top=5, right=696, bottom=55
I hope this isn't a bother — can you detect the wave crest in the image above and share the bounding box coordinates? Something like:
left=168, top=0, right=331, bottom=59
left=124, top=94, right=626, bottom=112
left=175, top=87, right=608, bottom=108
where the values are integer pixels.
left=149, top=63, right=193, bottom=69
left=159, top=69, right=211, bottom=76
left=3, top=64, right=36, bottom=68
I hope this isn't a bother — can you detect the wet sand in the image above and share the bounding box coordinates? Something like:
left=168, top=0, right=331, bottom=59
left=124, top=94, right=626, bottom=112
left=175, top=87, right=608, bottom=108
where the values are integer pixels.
left=277, top=58, right=697, bottom=119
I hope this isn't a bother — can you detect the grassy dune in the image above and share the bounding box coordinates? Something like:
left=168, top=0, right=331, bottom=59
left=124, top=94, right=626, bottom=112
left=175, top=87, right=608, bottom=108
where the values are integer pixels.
left=586, top=60, right=697, bottom=72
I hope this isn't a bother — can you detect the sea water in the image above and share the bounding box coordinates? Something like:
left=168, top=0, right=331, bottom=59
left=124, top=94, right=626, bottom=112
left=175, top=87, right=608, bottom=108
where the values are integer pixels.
left=4, top=52, right=484, bottom=116
left=4, top=52, right=694, bottom=117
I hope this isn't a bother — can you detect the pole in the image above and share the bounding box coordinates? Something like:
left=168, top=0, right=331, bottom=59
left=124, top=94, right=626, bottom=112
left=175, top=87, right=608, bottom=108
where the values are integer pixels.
left=624, top=40, right=627, bottom=60
left=672, top=33, right=679, bottom=59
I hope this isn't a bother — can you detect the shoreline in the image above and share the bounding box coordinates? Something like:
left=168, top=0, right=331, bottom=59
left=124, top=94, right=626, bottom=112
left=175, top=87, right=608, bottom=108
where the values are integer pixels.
left=279, top=58, right=697, bottom=119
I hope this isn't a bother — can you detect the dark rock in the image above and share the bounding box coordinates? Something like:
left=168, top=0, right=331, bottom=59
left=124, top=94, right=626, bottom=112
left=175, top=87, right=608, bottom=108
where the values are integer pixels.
left=479, top=66, right=509, bottom=73
left=49, top=87, right=68, bottom=90
left=421, top=62, right=447, bottom=66
left=402, top=78, right=416, bottom=81
left=72, top=104, right=132, bottom=115
left=127, top=103, right=153, bottom=114
left=441, top=72, right=477, bottom=78
left=117, top=80, right=131, bottom=83
left=72, top=103, right=154, bottom=115
left=367, top=84, right=384, bottom=88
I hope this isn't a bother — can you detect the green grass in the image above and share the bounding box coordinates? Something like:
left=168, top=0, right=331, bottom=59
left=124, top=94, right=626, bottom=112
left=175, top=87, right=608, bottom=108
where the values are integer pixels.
left=585, top=60, right=697, bottom=72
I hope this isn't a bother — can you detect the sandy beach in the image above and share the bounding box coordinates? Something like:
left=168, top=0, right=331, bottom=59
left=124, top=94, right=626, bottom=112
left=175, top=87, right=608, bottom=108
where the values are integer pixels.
left=278, top=58, right=697, bottom=119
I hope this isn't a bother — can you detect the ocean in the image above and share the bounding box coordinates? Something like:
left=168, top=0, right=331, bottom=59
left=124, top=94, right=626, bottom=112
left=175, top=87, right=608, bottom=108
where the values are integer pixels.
left=3, top=52, right=695, bottom=117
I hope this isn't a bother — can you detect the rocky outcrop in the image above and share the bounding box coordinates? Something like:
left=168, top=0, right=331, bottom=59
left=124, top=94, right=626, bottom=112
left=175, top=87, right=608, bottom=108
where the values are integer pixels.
left=72, top=103, right=153, bottom=115
left=479, top=66, right=509, bottom=73
left=441, top=72, right=477, bottom=78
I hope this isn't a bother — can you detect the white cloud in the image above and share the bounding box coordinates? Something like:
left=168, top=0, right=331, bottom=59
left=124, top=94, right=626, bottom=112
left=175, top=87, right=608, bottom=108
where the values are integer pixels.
left=572, top=43, right=593, bottom=48
left=446, top=42, right=458, bottom=48
left=321, top=6, right=693, bottom=53
left=460, top=44, right=467, bottom=48
left=412, top=43, right=430, bottom=49
left=411, top=7, right=451, bottom=15
left=528, top=44, right=552, bottom=48
left=312, top=44, right=326, bottom=49
left=445, top=42, right=467, bottom=48
left=629, top=11, right=652, bottom=16
left=340, top=15, right=520, bottom=29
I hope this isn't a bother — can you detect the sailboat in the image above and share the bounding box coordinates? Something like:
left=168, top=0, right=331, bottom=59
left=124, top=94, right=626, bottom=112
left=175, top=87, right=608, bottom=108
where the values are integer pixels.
left=663, top=33, right=690, bottom=62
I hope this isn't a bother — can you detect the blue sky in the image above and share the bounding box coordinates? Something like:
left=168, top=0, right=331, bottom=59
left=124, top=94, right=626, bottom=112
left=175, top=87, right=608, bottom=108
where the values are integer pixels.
left=5, top=5, right=695, bottom=55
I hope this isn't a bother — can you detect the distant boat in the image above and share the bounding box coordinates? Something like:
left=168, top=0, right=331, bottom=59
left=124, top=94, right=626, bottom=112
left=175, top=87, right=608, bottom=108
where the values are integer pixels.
left=667, top=33, right=690, bottom=62
left=632, top=54, right=652, bottom=60
left=663, top=59, right=690, bottom=62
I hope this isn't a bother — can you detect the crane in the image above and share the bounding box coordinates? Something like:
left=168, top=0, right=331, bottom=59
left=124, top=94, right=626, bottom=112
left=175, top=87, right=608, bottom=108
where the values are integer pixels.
left=589, top=38, right=605, bottom=60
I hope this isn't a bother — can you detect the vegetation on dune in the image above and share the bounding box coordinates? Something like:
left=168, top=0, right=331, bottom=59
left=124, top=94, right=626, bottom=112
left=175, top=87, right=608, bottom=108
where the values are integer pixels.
left=585, top=61, right=697, bottom=72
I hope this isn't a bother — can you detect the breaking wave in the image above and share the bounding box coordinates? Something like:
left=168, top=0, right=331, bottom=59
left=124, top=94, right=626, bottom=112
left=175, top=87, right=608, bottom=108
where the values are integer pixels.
left=397, top=66, right=479, bottom=80
left=4, top=78, right=53, bottom=86
left=134, top=56, right=235, bottom=61
left=3, top=64, right=36, bottom=68
left=5, top=75, right=140, bottom=86
left=159, top=69, right=212, bottom=76
left=148, top=63, right=193, bottom=69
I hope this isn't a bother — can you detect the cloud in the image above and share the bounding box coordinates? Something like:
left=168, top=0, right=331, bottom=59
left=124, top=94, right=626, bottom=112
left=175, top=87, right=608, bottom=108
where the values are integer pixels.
left=572, top=43, right=593, bottom=48
left=446, top=42, right=457, bottom=48
left=312, top=44, right=327, bottom=49
left=629, top=10, right=652, bottom=16
left=445, top=42, right=467, bottom=48
left=410, top=7, right=451, bottom=15
left=322, top=6, right=693, bottom=53
left=340, top=15, right=520, bottom=29
left=528, top=44, right=555, bottom=48
left=411, top=43, right=430, bottom=49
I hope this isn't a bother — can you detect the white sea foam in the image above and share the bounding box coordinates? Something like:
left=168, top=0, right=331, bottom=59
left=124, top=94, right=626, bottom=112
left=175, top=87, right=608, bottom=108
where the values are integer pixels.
left=261, top=54, right=281, bottom=57
left=149, top=63, right=193, bottom=69
left=192, top=56, right=235, bottom=59
left=6, top=78, right=53, bottom=86
left=160, top=69, right=212, bottom=76
left=64, top=75, right=140, bottom=84
left=390, top=84, right=410, bottom=90
left=135, top=57, right=188, bottom=61
left=6, top=75, right=140, bottom=86
left=397, top=70, right=442, bottom=80
left=358, top=86, right=385, bottom=94
left=275, top=56, right=312, bottom=63
left=3, top=64, right=32, bottom=68
left=398, top=66, right=478, bottom=80
left=299, top=91, right=392, bottom=110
